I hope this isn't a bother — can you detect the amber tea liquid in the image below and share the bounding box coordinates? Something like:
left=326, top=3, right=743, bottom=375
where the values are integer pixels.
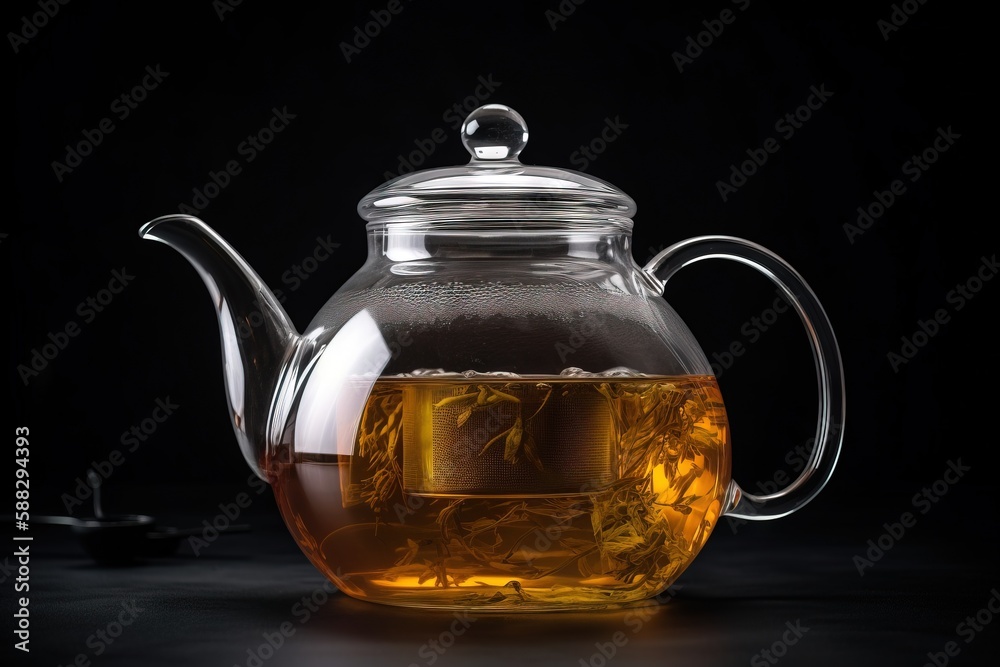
left=270, top=373, right=731, bottom=610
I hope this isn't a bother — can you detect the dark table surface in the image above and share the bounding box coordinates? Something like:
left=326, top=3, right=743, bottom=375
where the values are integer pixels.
left=12, top=494, right=999, bottom=667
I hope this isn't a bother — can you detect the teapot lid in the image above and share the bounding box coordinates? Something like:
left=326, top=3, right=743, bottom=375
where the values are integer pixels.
left=358, top=104, right=636, bottom=224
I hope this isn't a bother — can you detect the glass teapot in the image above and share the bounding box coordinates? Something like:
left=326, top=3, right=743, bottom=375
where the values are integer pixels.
left=140, top=104, right=844, bottom=611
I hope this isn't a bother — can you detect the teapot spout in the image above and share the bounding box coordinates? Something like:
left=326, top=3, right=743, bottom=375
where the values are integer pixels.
left=139, top=214, right=299, bottom=480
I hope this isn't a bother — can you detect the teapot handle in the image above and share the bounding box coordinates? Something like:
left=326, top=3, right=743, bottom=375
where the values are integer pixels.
left=643, top=236, right=845, bottom=520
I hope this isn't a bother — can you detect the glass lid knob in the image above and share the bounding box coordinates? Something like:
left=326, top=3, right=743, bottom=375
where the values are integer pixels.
left=460, top=104, right=529, bottom=162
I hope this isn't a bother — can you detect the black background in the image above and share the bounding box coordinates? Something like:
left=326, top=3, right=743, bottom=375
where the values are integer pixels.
left=7, top=1, right=997, bottom=666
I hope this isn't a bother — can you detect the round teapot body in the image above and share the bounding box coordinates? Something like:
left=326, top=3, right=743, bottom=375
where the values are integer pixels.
left=266, top=223, right=733, bottom=610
